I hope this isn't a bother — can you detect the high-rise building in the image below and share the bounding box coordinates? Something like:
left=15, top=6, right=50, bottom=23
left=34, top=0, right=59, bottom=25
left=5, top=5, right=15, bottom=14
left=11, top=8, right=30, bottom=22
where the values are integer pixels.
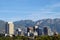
left=48, top=28, right=53, bottom=36
left=33, top=26, right=43, bottom=36
left=27, top=27, right=34, bottom=36
left=43, top=26, right=53, bottom=36
left=5, top=22, right=9, bottom=34
left=16, top=28, right=22, bottom=35
left=38, top=28, right=43, bottom=35
left=5, top=22, right=14, bottom=37
left=27, top=26, right=43, bottom=36
left=43, top=26, right=48, bottom=35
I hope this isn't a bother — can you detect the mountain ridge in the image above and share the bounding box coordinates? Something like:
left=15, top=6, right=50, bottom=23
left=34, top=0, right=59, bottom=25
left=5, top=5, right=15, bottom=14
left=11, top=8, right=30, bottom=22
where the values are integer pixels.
left=0, top=18, right=60, bottom=33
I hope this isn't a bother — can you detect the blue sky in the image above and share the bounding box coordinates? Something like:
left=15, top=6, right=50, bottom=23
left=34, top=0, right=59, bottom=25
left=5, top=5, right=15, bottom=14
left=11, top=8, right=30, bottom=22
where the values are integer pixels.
left=0, top=0, right=60, bottom=22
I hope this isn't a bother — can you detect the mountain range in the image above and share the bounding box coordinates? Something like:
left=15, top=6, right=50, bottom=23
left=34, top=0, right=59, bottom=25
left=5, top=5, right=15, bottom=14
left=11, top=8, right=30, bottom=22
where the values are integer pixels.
left=0, top=18, right=60, bottom=34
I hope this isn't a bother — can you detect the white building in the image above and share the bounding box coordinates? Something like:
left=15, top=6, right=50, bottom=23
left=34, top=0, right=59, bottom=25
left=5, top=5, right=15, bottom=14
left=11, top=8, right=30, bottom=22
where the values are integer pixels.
left=34, top=31, right=38, bottom=36
left=35, top=26, right=38, bottom=29
left=5, top=22, right=14, bottom=37
left=48, top=28, right=53, bottom=36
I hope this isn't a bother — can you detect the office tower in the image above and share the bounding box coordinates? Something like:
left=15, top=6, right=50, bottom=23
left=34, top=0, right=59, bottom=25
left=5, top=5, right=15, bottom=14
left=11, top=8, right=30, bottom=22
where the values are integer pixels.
left=48, top=28, right=53, bottom=36
left=5, top=22, right=14, bottom=37
left=43, top=26, right=48, bottom=35
left=5, top=22, right=9, bottom=34
left=35, top=28, right=42, bottom=36
left=16, top=28, right=22, bottom=35
left=27, top=27, right=30, bottom=36
left=38, top=28, right=43, bottom=35
left=34, top=26, right=39, bottom=32
left=33, top=26, right=43, bottom=36
left=27, top=27, right=34, bottom=33
left=27, top=27, right=30, bottom=32
left=43, top=26, right=53, bottom=36
left=27, top=27, right=34, bottom=36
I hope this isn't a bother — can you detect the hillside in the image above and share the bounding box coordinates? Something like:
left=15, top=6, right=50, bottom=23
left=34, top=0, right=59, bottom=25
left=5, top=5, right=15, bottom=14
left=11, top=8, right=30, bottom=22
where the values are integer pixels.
left=0, top=19, right=60, bottom=33
left=14, top=18, right=60, bottom=33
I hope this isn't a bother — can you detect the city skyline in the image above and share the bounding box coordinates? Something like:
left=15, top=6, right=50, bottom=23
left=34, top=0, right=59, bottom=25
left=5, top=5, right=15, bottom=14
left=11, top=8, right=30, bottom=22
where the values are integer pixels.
left=0, top=0, right=60, bottom=22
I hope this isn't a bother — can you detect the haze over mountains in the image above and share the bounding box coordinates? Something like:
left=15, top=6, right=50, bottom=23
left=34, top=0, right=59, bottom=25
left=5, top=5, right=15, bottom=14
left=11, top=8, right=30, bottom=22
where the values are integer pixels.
left=0, top=18, right=60, bottom=33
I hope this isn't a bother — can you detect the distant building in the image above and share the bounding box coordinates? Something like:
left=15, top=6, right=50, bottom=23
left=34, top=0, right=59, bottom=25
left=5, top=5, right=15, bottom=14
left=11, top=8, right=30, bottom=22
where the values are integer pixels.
left=34, top=31, right=38, bottom=36
left=27, top=27, right=30, bottom=32
left=5, top=22, right=14, bottom=37
left=43, top=26, right=48, bottom=35
left=38, top=28, right=43, bottom=35
left=48, top=28, right=53, bottom=36
left=16, top=28, right=22, bottom=35
left=27, top=27, right=34, bottom=36
left=27, top=26, right=54, bottom=36
left=43, top=26, right=53, bottom=36
left=34, top=26, right=43, bottom=36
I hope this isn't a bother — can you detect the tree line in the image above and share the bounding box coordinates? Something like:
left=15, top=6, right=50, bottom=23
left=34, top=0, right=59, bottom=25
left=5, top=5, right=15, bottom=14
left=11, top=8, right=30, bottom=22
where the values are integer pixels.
left=0, top=35, right=60, bottom=40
